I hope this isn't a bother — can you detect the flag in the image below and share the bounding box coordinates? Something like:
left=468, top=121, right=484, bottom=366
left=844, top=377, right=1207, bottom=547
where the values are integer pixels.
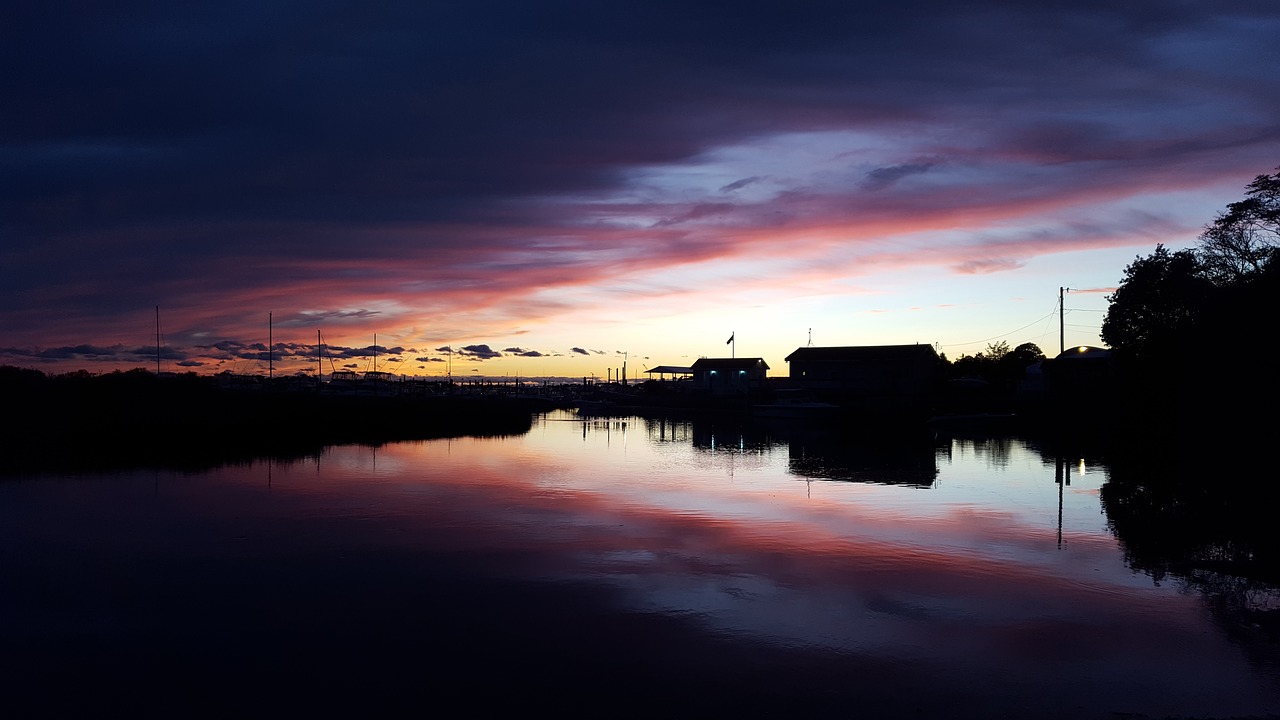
left=726, top=332, right=734, bottom=345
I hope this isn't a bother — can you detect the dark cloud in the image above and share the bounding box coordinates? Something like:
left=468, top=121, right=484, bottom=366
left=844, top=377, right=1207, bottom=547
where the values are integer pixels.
left=458, top=344, right=502, bottom=360
left=198, top=339, right=407, bottom=362
left=504, top=347, right=545, bottom=357
left=720, top=176, right=763, bottom=193
left=0, top=343, right=193, bottom=364
left=40, top=345, right=121, bottom=359
left=570, top=347, right=590, bottom=355
left=279, top=309, right=383, bottom=327
left=2, top=1, right=1279, bottom=362
left=862, top=162, right=937, bottom=191
left=8, top=2, right=1271, bottom=241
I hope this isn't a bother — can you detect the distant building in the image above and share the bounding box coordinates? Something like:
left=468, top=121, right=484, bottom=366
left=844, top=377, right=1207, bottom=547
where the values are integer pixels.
left=1042, top=346, right=1112, bottom=400
left=643, top=365, right=694, bottom=382
left=783, top=345, right=941, bottom=403
left=690, top=358, right=769, bottom=395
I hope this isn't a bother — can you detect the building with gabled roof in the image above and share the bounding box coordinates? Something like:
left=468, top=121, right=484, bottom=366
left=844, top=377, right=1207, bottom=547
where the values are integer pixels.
left=783, top=345, right=941, bottom=402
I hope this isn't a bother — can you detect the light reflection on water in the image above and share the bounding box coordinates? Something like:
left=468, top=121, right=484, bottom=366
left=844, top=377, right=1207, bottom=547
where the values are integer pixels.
left=2, top=409, right=1278, bottom=717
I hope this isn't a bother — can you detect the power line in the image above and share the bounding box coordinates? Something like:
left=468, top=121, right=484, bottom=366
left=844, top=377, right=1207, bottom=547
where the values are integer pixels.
left=941, top=303, right=1059, bottom=350
left=940, top=300, right=1106, bottom=353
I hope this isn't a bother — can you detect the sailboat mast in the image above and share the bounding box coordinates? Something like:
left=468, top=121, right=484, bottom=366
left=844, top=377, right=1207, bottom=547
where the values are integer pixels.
left=269, top=311, right=273, bottom=379
left=155, top=305, right=161, bottom=375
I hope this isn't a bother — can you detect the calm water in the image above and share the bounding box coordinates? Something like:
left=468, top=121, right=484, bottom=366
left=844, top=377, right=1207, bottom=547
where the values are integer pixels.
left=3, top=410, right=1277, bottom=717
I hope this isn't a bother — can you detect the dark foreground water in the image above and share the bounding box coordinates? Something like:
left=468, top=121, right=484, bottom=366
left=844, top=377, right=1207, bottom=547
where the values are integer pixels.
left=3, top=411, right=1278, bottom=718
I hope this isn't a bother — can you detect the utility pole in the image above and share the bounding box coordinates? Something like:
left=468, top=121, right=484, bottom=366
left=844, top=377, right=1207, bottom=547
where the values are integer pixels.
left=1059, top=287, right=1070, bottom=355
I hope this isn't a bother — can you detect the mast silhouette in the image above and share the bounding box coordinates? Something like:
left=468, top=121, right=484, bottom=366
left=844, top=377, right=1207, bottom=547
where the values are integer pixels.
left=154, top=305, right=161, bottom=374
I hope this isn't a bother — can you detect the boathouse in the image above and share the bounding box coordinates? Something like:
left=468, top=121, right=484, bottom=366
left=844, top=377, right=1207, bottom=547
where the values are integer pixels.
left=690, top=358, right=769, bottom=396
left=783, top=344, right=941, bottom=402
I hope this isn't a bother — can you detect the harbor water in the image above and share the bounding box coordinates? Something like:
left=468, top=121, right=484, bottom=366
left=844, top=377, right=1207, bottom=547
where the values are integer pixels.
left=2, top=410, right=1277, bottom=717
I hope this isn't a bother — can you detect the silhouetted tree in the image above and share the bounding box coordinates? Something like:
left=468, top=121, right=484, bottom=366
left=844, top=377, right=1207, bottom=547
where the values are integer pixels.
left=1009, top=342, right=1044, bottom=362
left=1096, top=167, right=1279, bottom=480
left=950, top=351, right=989, bottom=379
left=1100, top=244, right=1211, bottom=358
left=1197, top=167, right=1280, bottom=285
left=1000, top=342, right=1044, bottom=375
left=948, top=342, right=1008, bottom=381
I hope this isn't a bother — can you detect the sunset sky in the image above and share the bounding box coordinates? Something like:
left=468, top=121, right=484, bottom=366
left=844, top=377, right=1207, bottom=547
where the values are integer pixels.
left=5, top=1, right=1279, bottom=379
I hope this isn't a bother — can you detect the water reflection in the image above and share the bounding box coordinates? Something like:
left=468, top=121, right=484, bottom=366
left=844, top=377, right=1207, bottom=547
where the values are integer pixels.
left=785, top=428, right=937, bottom=487
left=1102, top=455, right=1280, bottom=674
left=938, top=434, right=1022, bottom=468
left=1, top=410, right=1277, bottom=718
left=640, top=414, right=941, bottom=487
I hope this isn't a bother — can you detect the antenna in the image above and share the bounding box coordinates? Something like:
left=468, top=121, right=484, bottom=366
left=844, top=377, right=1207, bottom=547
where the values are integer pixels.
left=807, top=327, right=812, bottom=347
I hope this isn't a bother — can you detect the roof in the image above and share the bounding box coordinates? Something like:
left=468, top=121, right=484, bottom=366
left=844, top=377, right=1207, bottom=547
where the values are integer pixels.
left=644, top=365, right=694, bottom=375
left=689, top=357, right=770, bottom=371
left=1053, top=345, right=1110, bottom=361
left=784, top=344, right=940, bottom=363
